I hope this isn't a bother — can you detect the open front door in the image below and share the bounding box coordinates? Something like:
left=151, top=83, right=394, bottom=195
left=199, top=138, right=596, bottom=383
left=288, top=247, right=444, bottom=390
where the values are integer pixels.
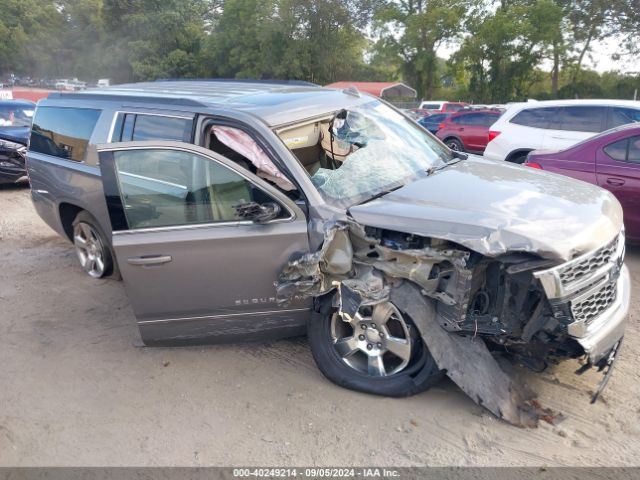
left=97, top=141, right=311, bottom=345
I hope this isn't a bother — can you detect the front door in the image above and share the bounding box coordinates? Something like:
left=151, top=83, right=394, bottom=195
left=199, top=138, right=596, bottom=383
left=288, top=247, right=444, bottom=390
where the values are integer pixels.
left=97, top=141, right=311, bottom=344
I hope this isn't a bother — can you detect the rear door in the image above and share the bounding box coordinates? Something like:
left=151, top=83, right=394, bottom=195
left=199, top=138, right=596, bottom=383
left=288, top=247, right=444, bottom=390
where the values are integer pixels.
left=543, top=106, right=607, bottom=149
left=97, top=141, right=311, bottom=344
left=596, top=135, right=640, bottom=241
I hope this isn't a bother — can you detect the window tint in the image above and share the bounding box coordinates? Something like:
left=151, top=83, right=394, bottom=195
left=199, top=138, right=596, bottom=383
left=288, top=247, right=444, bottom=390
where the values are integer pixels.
left=510, top=107, right=556, bottom=128
left=628, top=136, right=640, bottom=163
left=550, top=106, right=606, bottom=133
left=113, top=149, right=285, bottom=229
left=603, top=139, right=628, bottom=162
left=446, top=104, right=465, bottom=112
left=451, top=115, right=466, bottom=124
left=30, top=107, right=100, bottom=161
left=116, top=114, right=192, bottom=142
left=609, top=107, right=640, bottom=129
left=479, top=113, right=500, bottom=127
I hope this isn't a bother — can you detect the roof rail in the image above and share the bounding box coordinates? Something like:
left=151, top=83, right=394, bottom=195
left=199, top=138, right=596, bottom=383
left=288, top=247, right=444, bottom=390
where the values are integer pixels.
left=45, top=92, right=209, bottom=107
left=152, top=78, right=320, bottom=87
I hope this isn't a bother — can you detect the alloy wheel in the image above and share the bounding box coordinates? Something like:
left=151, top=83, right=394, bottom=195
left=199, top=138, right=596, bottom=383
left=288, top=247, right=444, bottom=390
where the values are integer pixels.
left=330, top=302, right=414, bottom=377
left=73, top=222, right=106, bottom=278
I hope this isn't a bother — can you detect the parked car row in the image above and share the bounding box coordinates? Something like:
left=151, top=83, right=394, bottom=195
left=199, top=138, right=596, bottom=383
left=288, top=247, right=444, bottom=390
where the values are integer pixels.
left=0, top=99, right=34, bottom=184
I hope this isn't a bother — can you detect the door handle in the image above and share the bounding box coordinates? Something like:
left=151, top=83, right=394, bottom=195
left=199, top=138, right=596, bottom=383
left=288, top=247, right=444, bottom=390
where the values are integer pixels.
left=127, top=255, right=172, bottom=266
left=606, top=178, right=625, bottom=186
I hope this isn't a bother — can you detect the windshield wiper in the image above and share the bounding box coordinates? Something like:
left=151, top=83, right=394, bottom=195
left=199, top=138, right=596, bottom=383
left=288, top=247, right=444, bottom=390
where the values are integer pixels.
left=357, top=185, right=403, bottom=205
left=427, top=152, right=468, bottom=175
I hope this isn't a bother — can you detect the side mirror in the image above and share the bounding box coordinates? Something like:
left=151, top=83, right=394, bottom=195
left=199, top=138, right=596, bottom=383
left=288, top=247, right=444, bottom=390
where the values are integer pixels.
left=234, top=201, right=282, bottom=223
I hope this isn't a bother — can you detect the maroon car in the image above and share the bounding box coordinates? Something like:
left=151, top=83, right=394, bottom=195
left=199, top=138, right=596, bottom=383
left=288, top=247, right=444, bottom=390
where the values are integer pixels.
left=436, top=110, right=501, bottom=154
left=525, top=123, right=640, bottom=241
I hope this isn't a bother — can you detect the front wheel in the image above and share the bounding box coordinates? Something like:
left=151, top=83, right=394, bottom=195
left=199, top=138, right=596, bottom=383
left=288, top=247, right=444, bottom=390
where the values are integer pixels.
left=307, top=299, right=443, bottom=397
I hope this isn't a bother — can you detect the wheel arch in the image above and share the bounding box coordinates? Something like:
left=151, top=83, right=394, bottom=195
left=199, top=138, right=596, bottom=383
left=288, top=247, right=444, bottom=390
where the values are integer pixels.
left=505, top=149, right=533, bottom=163
left=59, top=202, right=84, bottom=242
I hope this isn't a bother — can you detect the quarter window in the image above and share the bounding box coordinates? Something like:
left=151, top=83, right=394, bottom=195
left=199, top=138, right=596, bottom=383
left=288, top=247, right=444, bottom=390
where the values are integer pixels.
left=510, top=108, right=556, bottom=129
left=609, top=107, right=640, bottom=129
left=30, top=107, right=101, bottom=161
left=603, top=139, right=628, bottom=162
left=112, top=149, right=286, bottom=229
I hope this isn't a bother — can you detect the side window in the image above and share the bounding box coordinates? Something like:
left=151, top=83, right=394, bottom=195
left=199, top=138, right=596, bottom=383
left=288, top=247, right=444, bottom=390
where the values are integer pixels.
left=480, top=114, right=499, bottom=127
left=112, top=149, right=287, bottom=230
left=510, top=108, right=555, bottom=129
left=30, top=107, right=101, bottom=161
left=629, top=137, right=640, bottom=163
left=603, top=138, right=628, bottom=162
left=609, top=107, right=640, bottom=129
left=114, top=114, right=192, bottom=142
left=451, top=115, right=466, bottom=124
left=551, top=106, right=606, bottom=133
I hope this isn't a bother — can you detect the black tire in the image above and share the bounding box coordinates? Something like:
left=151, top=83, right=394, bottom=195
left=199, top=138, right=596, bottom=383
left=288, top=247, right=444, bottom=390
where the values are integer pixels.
left=307, top=299, right=443, bottom=397
left=71, top=211, right=120, bottom=279
left=445, top=138, right=464, bottom=152
left=507, top=152, right=529, bottom=164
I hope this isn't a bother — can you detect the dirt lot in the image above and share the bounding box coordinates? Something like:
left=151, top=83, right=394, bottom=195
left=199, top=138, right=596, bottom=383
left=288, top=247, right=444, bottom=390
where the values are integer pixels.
left=1, top=184, right=639, bottom=467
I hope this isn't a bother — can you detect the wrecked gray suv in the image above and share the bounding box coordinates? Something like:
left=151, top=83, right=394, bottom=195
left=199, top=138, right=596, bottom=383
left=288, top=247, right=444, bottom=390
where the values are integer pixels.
left=27, top=81, right=629, bottom=426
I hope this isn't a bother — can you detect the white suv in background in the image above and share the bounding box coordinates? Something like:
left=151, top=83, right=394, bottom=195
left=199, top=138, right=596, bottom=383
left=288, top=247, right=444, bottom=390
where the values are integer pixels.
left=484, top=99, right=640, bottom=163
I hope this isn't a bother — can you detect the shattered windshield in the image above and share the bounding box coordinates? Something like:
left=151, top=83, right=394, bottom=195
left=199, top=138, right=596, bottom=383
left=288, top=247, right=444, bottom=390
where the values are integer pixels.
left=278, top=100, right=452, bottom=208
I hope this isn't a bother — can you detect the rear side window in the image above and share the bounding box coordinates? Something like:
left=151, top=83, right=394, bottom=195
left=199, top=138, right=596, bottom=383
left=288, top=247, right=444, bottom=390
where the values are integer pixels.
left=30, top=107, right=101, bottom=162
left=609, top=107, right=640, bottom=129
left=549, top=106, right=606, bottom=133
left=510, top=107, right=556, bottom=129
left=113, top=113, right=192, bottom=142
left=605, top=136, right=640, bottom=163
left=604, top=139, right=628, bottom=162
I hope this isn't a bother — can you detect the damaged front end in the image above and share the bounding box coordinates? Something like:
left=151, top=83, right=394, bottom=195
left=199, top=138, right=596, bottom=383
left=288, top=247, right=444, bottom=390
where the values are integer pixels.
left=276, top=221, right=628, bottom=427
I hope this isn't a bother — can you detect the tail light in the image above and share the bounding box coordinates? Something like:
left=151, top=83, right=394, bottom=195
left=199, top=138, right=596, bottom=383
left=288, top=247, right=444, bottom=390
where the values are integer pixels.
left=488, top=130, right=501, bottom=142
left=525, top=162, right=543, bottom=169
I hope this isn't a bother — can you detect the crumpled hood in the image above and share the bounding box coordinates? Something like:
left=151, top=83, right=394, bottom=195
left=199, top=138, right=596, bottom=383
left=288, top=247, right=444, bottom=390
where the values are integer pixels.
left=0, top=126, right=29, bottom=146
left=348, top=157, right=622, bottom=262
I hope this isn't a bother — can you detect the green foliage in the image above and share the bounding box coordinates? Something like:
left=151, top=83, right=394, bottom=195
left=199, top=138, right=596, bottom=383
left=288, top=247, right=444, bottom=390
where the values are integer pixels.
left=0, top=0, right=637, bottom=103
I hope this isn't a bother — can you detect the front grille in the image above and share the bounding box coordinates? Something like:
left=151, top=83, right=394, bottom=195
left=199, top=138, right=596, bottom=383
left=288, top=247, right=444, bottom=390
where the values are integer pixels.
left=571, top=281, right=617, bottom=324
left=559, top=235, right=619, bottom=286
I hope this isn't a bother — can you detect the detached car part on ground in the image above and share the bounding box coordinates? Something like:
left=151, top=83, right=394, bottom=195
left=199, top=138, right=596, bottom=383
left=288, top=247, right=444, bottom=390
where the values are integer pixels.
left=26, top=82, right=629, bottom=428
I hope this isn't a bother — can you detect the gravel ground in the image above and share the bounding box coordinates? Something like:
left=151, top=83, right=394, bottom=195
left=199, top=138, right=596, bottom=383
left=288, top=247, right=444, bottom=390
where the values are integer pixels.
left=1, top=184, right=639, bottom=467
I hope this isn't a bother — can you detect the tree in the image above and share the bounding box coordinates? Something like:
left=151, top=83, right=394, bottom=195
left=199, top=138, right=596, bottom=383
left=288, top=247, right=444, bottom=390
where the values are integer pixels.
left=374, top=0, right=470, bottom=99
left=452, top=0, right=563, bottom=102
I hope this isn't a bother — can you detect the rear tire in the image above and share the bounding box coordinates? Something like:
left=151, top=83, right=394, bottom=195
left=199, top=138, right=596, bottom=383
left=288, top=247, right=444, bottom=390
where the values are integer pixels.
left=445, top=138, right=464, bottom=152
left=72, top=211, right=119, bottom=279
left=507, top=152, right=529, bottom=164
left=307, top=298, right=443, bottom=397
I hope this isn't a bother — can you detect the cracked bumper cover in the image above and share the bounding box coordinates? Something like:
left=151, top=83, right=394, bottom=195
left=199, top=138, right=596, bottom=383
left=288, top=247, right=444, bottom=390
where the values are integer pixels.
left=575, top=264, right=629, bottom=364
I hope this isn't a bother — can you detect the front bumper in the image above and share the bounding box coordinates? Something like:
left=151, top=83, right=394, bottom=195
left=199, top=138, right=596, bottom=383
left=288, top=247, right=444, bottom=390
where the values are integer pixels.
left=534, top=231, right=628, bottom=364
left=576, top=264, right=629, bottom=363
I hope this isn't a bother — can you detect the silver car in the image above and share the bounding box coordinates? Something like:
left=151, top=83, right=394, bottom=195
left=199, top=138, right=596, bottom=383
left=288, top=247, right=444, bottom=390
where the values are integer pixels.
left=27, top=81, right=629, bottom=426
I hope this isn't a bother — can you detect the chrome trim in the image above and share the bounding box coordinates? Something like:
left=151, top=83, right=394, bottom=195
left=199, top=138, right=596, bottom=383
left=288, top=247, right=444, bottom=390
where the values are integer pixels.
left=137, top=307, right=310, bottom=324
left=574, top=265, right=629, bottom=363
left=534, top=230, right=624, bottom=300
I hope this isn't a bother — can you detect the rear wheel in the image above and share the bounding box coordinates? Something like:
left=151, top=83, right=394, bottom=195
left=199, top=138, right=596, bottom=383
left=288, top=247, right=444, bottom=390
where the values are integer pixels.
left=72, top=211, right=118, bottom=279
left=445, top=138, right=464, bottom=152
left=307, top=299, right=443, bottom=397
